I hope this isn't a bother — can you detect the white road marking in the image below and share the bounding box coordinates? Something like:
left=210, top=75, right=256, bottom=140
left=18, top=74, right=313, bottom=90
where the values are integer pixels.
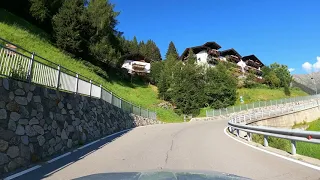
left=4, top=165, right=42, bottom=180
left=47, top=152, right=72, bottom=163
left=3, top=128, right=135, bottom=179
left=224, top=127, right=320, bottom=171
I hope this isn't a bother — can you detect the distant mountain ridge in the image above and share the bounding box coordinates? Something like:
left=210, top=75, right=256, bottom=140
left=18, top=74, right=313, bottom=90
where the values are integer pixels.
left=292, top=73, right=320, bottom=95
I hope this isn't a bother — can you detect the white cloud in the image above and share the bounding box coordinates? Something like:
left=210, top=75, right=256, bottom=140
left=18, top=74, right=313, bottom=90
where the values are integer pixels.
left=288, top=68, right=295, bottom=72
left=302, top=62, right=312, bottom=73
left=313, top=56, right=320, bottom=72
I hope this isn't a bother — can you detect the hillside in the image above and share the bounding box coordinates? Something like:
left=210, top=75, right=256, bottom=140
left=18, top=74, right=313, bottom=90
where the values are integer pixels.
left=0, top=9, right=309, bottom=122
left=0, top=8, right=182, bottom=123
left=198, top=87, right=308, bottom=117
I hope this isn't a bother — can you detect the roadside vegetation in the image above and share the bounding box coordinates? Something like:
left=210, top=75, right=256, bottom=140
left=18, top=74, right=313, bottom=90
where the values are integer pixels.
left=0, top=2, right=308, bottom=122
left=252, top=118, right=320, bottom=159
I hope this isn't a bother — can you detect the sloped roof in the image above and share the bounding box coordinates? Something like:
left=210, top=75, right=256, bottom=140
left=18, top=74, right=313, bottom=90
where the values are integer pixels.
left=242, top=55, right=264, bottom=67
left=121, top=53, right=151, bottom=63
left=180, top=41, right=222, bottom=60
left=219, top=48, right=242, bottom=58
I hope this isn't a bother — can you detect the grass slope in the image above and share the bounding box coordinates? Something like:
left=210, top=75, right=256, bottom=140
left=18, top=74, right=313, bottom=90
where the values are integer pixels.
left=235, top=87, right=308, bottom=105
left=0, top=9, right=182, bottom=123
left=198, top=87, right=308, bottom=117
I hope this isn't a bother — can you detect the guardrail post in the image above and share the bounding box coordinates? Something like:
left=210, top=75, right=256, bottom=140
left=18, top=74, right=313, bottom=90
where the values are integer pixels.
left=119, top=98, right=122, bottom=108
left=263, top=135, right=268, bottom=147
left=291, top=140, right=296, bottom=155
left=147, top=109, right=149, bottom=118
left=74, top=74, right=79, bottom=94
left=56, top=65, right=61, bottom=90
left=27, top=52, right=35, bottom=83
left=89, top=80, right=92, bottom=97
left=247, top=132, right=251, bottom=142
left=236, top=129, right=239, bottom=137
left=139, top=106, right=141, bottom=116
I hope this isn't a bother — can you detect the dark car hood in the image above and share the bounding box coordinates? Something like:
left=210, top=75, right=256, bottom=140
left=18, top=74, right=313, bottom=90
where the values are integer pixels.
left=73, top=171, right=251, bottom=180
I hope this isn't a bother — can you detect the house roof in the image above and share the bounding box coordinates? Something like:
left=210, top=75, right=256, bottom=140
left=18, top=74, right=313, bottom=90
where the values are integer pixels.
left=180, top=41, right=222, bottom=60
left=203, top=42, right=222, bottom=50
left=242, top=55, right=264, bottom=67
left=121, top=53, right=151, bottom=63
left=219, top=48, right=242, bottom=58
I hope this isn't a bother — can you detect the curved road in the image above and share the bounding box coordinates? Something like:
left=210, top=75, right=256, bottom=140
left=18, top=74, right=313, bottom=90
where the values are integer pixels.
left=9, top=119, right=320, bottom=180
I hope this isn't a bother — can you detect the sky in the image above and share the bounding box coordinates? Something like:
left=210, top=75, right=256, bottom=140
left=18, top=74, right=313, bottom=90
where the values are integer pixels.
left=111, top=0, right=320, bottom=74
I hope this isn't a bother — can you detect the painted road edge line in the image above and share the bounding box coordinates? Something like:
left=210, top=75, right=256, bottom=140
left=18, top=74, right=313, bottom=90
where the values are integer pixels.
left=47, top=152, right=71, bottom=163
left=223, top=127, right=320, bottom=171
left=3, top=128, right=135, bottom=179
left=4, top=165, right=42, bottom=180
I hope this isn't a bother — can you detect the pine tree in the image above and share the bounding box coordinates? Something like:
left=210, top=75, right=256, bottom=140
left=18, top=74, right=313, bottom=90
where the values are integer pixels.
left=139, top=41, right=148, bottom=57
left=171, top=61, right=205, bottom=115
left=129, top=36, right=139, bottom=54
left=52, top=0, right=85, bottom=56
left=186, top=48, right=196, bottom=64
left=86, top=0, right=121, bottom=66
left=165, top=41, right=179, bottom=60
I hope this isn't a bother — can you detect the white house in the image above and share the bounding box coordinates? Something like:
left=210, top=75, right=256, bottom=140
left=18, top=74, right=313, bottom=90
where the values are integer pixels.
left=121, top=54, right=151, bottom=75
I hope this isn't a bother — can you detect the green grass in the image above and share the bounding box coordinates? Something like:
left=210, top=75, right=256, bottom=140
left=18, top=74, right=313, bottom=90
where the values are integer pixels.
left=296, top=119, right=320, bottom=159
left=252, top=119, right=320, bottom=159
left=0, top=8, right=183, bottom=123
left=197, top=87, right=308, bottom=117
left=235, top=87, right=308, bottom=105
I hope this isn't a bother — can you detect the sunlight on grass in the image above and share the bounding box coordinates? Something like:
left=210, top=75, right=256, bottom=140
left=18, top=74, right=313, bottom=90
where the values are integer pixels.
left=0, top=8, right=183, bottom=122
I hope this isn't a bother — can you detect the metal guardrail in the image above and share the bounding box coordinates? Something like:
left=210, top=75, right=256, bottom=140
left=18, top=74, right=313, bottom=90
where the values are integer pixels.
left=228, top=98, right=320, bottom=155
left=0, top=37, right=157, bottom=119
left=206, top=95, right=320, bottom=117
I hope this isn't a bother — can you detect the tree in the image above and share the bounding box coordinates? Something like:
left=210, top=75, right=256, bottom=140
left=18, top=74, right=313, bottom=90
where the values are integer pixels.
left=149, top=61, right=164, bottom=84
left=244, top=70, right=256, bottom=88
left=270, top=63, right=292, bottom=87
left=186, top=48, right=196, bottom=64
left=171, top=61, right=205, bottom=115
left=165, top=41, right=179, bottom=60
left=129, top=36, right=139, bottom=54
left=157, top=54, right=180, bottom=100
left=264, top=70, right=281, bottom=88
left=86, top=0, right=122, bottom=67
left=204, top=63, right=237, bottom=109
left=52, top=0, right=86, bottom=56
left=29, top=0, right=65, bottom=22
left=138, top=41, right=147, bottom=57
left=147, top=40, right=162, bottom=61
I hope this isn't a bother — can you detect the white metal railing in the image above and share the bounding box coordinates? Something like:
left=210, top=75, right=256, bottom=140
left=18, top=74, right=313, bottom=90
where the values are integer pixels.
left=0, top=38, right=157, bottom=120
left=206, top=95, right=320, bottom=117
left=228, top=98, right=320, bottom=155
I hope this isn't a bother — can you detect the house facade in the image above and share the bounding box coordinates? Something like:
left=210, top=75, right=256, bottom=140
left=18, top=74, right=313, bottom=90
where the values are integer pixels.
left=121, top=53, right=151, bottom=75
left=180, top=42, right=264, bottom=77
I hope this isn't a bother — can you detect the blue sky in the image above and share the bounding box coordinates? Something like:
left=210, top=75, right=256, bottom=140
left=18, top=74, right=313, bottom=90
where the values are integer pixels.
left=111, top=0, right=320, bottom=74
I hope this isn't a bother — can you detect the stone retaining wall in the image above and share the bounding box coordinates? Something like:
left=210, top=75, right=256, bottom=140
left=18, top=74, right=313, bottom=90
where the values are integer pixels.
left=0, top=78, right=161, bottom=175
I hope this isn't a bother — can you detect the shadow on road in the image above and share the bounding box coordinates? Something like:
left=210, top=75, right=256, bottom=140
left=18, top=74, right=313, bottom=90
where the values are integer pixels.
left=4, top=129, right=133, bottom=180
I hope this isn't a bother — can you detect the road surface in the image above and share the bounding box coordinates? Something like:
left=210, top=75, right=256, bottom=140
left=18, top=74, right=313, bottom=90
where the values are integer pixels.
left=7, top=119, right=320, bottom=180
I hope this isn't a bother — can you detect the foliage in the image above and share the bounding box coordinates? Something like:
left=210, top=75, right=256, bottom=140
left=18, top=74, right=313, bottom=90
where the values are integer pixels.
left=86, top=0, right=122, bottom=67
left=29, top=0, right=64, bottom=23
left=149, top=61, right=164, bottom=84
left=262, top=63, right=292, bottom=95
left=171, top=60, right=205, bottom=115
left=165, top=41, right=179, bottom=60
left=204, top=63, right=237, bottom=109
left=157, top=54, right=180, bottom=100
left=244, top=72, right=256, bottom=88
left=52, top=0, right=86, bottom=56
left=0, top=9, right=183, bottom=123
left=129, top=36, right=139, bottom=54
left=186, top=49, right=196, bottom=64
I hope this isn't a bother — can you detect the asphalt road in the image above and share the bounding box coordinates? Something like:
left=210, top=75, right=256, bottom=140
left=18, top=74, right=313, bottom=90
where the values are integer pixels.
left=8, top=119, right=320, bottom=180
